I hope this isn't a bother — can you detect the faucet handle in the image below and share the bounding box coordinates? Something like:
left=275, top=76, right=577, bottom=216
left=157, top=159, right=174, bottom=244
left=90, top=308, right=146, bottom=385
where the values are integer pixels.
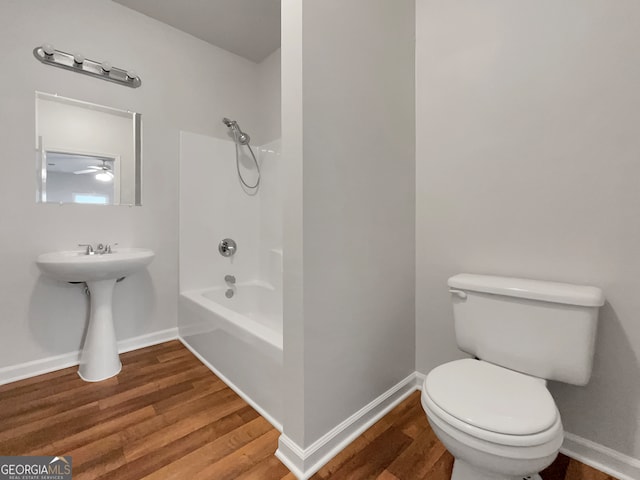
left=219, top=238, right=237, bottom=257
left=78, top=244, right=94, bottom=255
left=106, top=243, right=118, bottom=254
left=224, top=274, right=236, bottom=284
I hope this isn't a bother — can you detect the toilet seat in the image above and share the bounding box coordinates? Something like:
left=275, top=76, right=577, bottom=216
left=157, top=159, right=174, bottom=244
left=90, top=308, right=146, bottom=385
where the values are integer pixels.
left=423, top=359, right=561, bottom=447
left=423, top=389, right=563, bottom=448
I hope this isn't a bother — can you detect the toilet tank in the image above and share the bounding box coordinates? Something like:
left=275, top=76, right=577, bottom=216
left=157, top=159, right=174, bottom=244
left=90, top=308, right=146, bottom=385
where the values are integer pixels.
left=448, top=274, right=605, bottom=386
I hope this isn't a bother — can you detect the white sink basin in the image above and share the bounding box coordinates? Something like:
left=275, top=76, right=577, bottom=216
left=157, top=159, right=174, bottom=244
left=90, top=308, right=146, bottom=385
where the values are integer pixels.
left=36, top=247, right=154, bottom=382
left=36, top=248, right=154, bottom=283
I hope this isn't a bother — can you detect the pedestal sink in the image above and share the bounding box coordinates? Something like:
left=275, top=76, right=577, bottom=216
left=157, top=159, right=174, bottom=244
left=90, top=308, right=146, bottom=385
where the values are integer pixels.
left=36, top=248, right=154, bottom=382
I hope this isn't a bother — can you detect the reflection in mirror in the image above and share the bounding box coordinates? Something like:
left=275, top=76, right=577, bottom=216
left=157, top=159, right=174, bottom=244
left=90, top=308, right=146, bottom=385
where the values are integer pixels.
left=44, top=152, right=119, bottom=205
left=35, top=92, right=141, bottom=205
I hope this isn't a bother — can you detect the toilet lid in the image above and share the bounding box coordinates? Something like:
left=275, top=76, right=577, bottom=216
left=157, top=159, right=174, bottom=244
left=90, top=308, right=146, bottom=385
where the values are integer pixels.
left=425, top=359, right=558, bottom=435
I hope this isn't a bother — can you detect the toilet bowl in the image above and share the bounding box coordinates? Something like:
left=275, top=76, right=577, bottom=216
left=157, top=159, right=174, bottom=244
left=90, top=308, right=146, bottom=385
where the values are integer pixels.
left=422, top=359, right=564, bottom=480
left=420, top=274, right=604, bottom=480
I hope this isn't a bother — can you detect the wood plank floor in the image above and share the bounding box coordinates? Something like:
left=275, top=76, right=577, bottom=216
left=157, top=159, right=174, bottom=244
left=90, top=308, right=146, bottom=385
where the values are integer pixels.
left=0, top=341, right=617, bottom=480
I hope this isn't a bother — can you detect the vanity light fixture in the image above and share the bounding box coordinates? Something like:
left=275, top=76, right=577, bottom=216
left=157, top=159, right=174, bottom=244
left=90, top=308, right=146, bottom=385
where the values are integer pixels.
left=33, top=44, right=141, bottom=88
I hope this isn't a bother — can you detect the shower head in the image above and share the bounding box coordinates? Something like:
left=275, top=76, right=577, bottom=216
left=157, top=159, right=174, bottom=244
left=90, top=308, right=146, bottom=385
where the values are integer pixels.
left=222, top=117, right=250, bottom=145
left=222, top=116, right=261, bottom=190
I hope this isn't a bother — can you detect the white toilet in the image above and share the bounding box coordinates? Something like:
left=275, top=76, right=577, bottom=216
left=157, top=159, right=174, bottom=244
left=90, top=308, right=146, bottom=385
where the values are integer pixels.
left=422, top=273, right=604, bottom=480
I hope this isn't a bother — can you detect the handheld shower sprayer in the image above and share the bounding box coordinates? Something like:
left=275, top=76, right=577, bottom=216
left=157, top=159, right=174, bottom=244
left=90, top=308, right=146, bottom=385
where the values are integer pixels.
left=222, top=117, right=250, bottom=145
left=222, top=117, right=260, bottom=189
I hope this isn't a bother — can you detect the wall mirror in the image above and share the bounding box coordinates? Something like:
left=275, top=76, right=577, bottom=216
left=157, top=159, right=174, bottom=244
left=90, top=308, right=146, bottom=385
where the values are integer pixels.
left=35, top=92, right=141, bottom=205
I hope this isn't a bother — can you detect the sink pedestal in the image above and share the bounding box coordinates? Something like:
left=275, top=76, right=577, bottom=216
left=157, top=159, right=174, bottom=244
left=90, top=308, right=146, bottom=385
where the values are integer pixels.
left=36, top=247, right=155, bottom=382
left=78, top=279, right=122, bottom=382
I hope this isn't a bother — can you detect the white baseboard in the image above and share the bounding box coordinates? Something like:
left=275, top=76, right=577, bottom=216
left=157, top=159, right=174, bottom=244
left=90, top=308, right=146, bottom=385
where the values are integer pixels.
left=276, top=372, right=419, bottom=480
left=178, top=337, right=283, bottom=432
left=0, top=327, right=178, bottom=386
left=0, top=351, right=81, bottom=387
left=117, top=328, right=179, bottom=354
left=561, top=432, right=640, bottom=480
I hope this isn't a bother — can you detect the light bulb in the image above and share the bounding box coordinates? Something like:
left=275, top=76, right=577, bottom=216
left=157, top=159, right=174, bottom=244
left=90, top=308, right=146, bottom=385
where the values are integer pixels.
left=101, top=61, right=112, bottom=73
left=95, top=172, right=112, bottom=182
left=42, top=44, right=55, bottom=56
left=73, top=53, right=85, bottom=64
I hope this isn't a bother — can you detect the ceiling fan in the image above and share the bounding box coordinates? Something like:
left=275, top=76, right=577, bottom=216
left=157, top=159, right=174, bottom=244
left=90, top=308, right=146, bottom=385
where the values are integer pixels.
left=73, top=160, right=114, bottom=181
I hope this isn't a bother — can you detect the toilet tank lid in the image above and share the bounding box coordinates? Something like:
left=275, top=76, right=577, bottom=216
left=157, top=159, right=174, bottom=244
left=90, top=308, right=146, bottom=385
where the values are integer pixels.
left=448, top=274, right=605, bottom=307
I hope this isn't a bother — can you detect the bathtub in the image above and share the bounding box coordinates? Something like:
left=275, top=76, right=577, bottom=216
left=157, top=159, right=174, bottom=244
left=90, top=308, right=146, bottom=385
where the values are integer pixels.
left=178, top=281, right=283, bottom=429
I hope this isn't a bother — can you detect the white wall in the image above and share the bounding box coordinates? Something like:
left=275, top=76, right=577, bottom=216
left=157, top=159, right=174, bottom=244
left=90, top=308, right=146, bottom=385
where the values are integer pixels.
left=256, top=49, right=282, bottom=146
left=416, top=0, right=640, bottom=461
left=0, top=0, right=261, bottom=369
left=282, top=0, right=415, bottom=447
left=281, top=0, right=305, bottom=446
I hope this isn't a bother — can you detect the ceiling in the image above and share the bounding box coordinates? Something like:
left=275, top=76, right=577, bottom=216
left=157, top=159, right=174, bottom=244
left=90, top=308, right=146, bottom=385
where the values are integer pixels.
left=46, top=152, right=114, bottom=174
left=113, top=0, right=281, bottom=63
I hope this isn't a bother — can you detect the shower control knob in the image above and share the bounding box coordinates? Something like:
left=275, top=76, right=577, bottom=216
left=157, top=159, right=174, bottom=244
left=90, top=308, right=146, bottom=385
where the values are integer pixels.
left=218, top=238, right=237, bottom=257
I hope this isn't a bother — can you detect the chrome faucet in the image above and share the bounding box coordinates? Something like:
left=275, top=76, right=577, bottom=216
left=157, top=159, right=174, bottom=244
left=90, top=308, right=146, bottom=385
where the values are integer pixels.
left=78, top=244, right=94, bottom=255
left=78, top=243, right=117, bottom=255
left=219, top=238, right=237, bottom=257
